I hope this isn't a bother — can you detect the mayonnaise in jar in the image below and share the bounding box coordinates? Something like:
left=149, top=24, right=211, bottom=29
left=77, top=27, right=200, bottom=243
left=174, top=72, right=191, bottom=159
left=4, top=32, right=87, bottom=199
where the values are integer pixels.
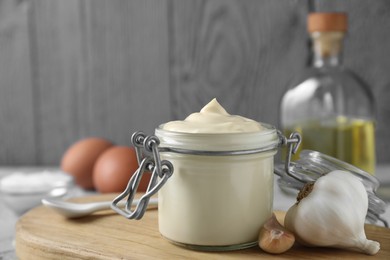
left=155, top=99, right=279, bottom=250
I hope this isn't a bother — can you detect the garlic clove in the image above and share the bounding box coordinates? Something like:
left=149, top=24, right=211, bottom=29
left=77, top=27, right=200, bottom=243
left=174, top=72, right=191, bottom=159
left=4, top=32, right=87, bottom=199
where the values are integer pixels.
left=258, top=213, right=295, bottom=254
left=285, top=170, right=381, bottom=255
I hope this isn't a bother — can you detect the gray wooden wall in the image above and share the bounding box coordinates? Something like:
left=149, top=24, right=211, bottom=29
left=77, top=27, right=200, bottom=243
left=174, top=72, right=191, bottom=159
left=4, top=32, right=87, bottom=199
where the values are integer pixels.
left=1, top=0, right=390, bottom=165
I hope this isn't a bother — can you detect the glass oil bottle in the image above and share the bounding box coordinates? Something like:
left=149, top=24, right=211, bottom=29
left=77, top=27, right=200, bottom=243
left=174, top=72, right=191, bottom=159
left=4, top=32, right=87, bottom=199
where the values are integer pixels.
left=279, top=13, right=376, bottom=174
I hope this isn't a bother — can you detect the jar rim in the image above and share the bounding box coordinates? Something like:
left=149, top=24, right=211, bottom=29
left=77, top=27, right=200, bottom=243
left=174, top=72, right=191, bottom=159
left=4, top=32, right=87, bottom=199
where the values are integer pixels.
left=155, top=122, right=280, bottom=153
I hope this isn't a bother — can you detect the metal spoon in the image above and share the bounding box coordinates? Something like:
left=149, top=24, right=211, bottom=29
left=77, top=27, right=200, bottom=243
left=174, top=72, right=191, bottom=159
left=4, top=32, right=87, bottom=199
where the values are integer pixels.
left=41, top=197, right=158, bottom=218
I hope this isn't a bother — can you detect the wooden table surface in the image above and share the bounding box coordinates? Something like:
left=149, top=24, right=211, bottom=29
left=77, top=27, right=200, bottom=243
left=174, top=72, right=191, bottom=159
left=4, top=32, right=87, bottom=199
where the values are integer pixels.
left=1, top=166, right=390, bottom=259
left=15, top=194, right=390, bottom=260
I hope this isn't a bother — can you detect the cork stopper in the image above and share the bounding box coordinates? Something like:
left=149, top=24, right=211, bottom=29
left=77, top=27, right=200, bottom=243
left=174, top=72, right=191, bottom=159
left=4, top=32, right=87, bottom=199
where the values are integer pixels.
left=308, top=13, right=347, bottom=32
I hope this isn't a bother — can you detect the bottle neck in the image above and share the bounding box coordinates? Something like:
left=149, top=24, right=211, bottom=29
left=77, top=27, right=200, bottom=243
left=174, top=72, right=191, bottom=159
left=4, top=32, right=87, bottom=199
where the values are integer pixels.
left=310, top=31, right=345, bottom=68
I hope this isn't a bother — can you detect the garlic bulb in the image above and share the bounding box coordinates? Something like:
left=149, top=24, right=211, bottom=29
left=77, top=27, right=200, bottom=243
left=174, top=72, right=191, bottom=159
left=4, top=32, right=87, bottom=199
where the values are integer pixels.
left=284, top=170, right=380, bottom=255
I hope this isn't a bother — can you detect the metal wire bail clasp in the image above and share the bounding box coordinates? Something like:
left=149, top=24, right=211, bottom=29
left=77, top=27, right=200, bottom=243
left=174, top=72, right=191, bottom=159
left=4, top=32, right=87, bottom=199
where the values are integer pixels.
left=278, top=131, right=303, bottom=182
left=111, top=131, right=173, bottom=219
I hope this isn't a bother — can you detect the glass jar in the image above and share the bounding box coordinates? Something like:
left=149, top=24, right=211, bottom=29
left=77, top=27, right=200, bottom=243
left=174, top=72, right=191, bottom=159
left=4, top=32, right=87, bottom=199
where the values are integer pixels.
left=111, top=127, right=387, bottom=250
left=154, top=123, right=279, bottom=250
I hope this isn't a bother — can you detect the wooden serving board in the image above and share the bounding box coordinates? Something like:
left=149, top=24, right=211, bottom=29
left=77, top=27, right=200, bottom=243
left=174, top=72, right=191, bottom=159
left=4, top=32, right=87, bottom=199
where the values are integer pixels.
left=15, top=194, right=390, bottom=259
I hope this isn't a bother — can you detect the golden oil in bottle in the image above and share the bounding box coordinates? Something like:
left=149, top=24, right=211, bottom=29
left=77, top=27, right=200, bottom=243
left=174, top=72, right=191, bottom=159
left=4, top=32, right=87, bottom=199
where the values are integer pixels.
left=283, top=116, right=376, bottom=174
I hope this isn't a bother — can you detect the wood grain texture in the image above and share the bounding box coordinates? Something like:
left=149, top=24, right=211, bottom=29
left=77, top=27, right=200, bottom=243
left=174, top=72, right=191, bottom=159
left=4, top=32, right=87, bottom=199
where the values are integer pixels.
left=28, top=0, right=85, bottom=164
left=1, top=0, right=390, bottom=165
left=0, top=1, right=36, bottom=164
left=15, top=194, right=390, bottom=259
left=169, top=0, right=310, bottom=129
left=26, top=0, right=171, bottom=164
left=82, top=0, right=170, bottom=141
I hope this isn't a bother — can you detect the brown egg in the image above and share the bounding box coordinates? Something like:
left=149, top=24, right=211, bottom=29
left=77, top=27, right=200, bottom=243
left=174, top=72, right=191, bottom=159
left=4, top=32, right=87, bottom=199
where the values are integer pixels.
left=93, top=146, right=151, bottom=193
left=61, top=138, right=113, bottom=189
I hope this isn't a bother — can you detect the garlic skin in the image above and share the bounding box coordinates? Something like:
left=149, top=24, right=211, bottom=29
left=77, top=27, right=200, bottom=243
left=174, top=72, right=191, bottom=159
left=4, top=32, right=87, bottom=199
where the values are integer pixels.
left=285, top=170, right=380, bottom=255
left=258, top=213, right=295, bottom=254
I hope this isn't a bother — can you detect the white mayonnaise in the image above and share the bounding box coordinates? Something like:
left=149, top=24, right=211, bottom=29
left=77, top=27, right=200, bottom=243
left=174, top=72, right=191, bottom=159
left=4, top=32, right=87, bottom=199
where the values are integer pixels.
left=156, top=99, right=277, bottom=250
left=162, top=98, right=263, bottom=133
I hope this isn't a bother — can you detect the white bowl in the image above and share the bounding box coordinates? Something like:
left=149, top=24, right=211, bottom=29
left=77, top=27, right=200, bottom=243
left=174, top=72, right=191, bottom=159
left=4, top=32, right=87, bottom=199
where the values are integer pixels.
left=0, top=170, right=74, bottom=215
